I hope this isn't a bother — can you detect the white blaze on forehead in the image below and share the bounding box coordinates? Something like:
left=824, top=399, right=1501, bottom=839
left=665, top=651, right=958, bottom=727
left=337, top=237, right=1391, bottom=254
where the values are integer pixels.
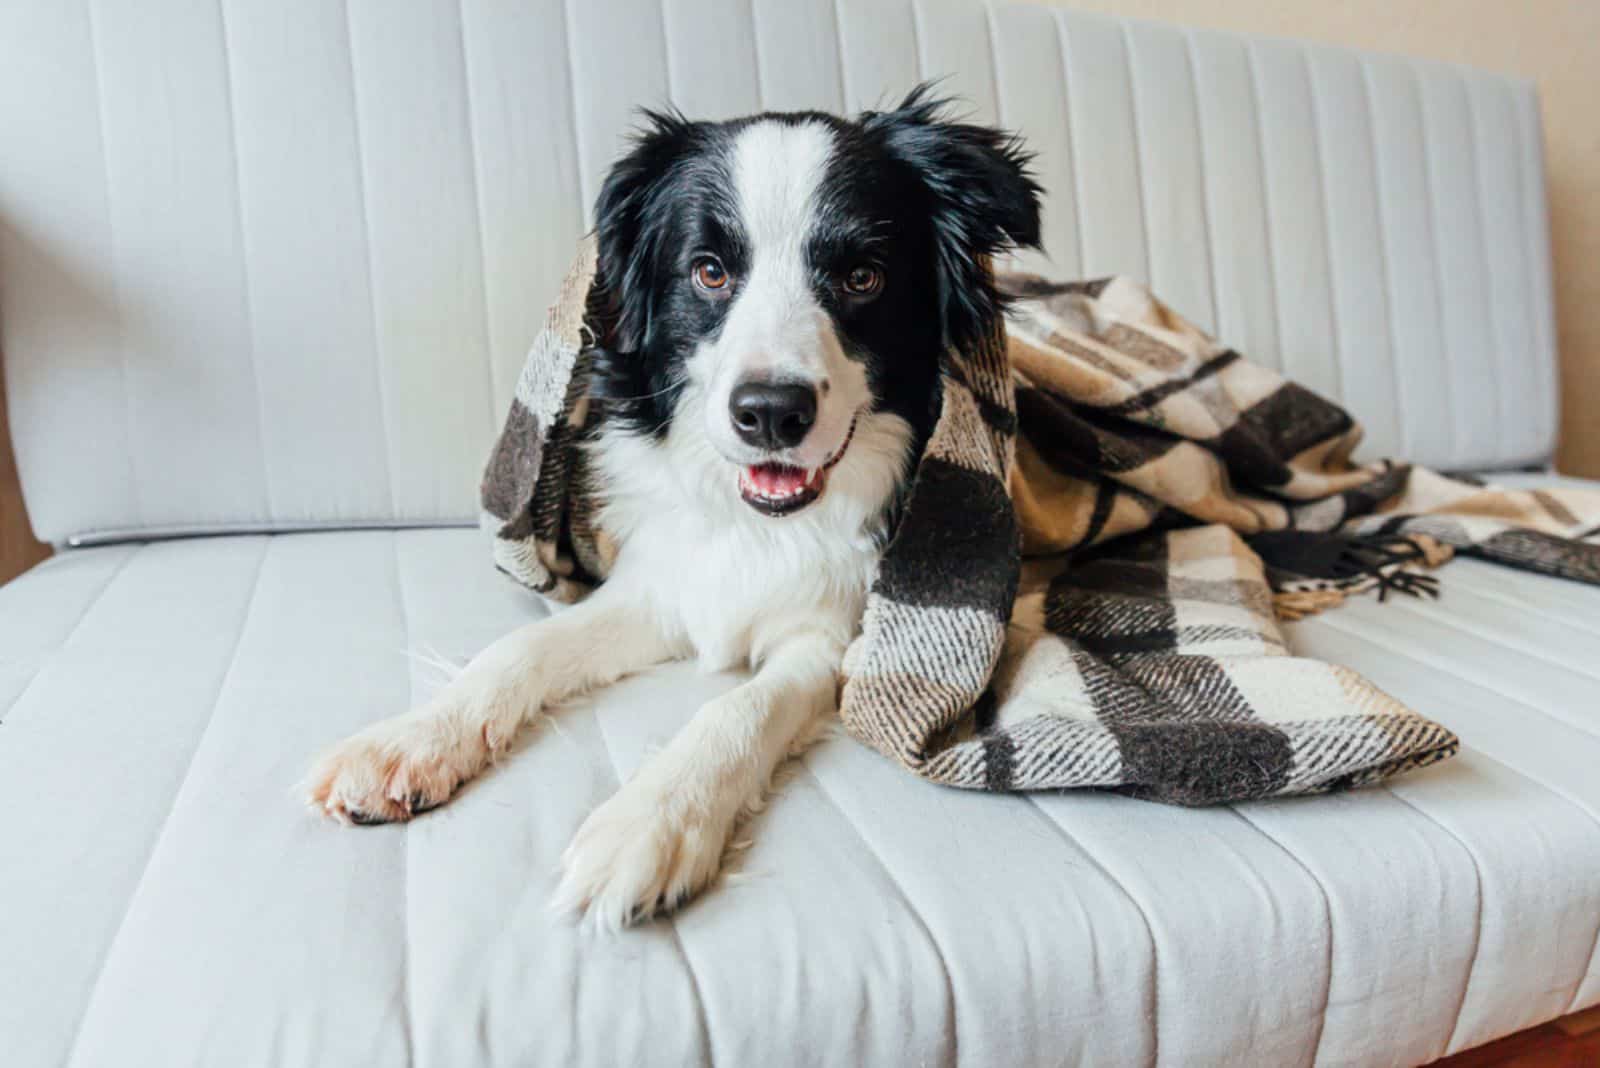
left=701, top=116, right=871, bottom=471
left=730, top=119, right=835, bottom=260
left=717, top=118, right=836, bottom=369
left=716, top=117, right=844, bottom=396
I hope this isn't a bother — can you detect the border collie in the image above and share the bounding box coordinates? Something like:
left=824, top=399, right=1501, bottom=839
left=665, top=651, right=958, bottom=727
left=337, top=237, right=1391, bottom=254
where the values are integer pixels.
left=307, top=87, right=1042, bottom=929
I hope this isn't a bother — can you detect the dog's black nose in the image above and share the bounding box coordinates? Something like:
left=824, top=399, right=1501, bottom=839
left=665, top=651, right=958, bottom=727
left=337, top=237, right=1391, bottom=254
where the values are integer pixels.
left=729, top=381, right=816, bottom=449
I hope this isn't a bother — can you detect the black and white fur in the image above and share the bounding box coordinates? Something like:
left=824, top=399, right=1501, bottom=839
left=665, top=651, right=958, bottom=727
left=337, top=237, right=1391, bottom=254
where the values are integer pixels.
left=306, top=87, right=1042, bottom=930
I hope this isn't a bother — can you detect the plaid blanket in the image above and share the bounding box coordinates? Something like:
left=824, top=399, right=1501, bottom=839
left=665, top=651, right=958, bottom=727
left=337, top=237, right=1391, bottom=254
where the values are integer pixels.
left=482, top=240, right=1600, bottom=805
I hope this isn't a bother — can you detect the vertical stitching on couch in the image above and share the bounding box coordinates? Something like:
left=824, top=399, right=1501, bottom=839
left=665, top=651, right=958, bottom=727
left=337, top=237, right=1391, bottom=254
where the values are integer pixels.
left=828, top=0, right=850, bottom=111
left=1318, top=607, right=1600, bottom=740
left=391, top=531, right=419, bottom=1066
left=215, top=0, right=276, bottom=519
left=1118, top=21, right=1154, bottom=285
left=1051, top=12, right=1088, bottom=275
left=1, top=544, right=142, bottom=723
left=559, top=0, right=592, bottom=221
left=61, top=535, right=273, bottom=1064
left=82, top=0, right=144, bottom=528
left=1410, top=61, right=1462, bottom=465
left=1244, top=41, right=1287, bottom=374
left=1182, top=30, right=1222, bottom=334
left=909, top=0, right=927, bottom=83
left=1303, top=616, right=1600, bottom=1041
left=1302, top=45, right=1347, bottom=405
left=454, top=0, right=504, bottom=432
left=803, top=762, right=960, bottom=1068
left=1381, top=786, right=1485, bottom=1060
left=1509, top=87, right=1558, bottom=458
left=588, top=710, right=714, bottom=1064
left=1459, top=70, right=1506, bottom=464
left=1226, top=806, right=1335, bottom=1064
left=1022, top=796, right=1161, bottom=1067
left=748, top=0, right=766, bottom=111
left=341, top=0, right=399, bottom=516
left=657, top=0, right=677, bottom=109
left=983, top=2, right=1004, bottom=130
left=1358, top=55, right=1410, bottom=457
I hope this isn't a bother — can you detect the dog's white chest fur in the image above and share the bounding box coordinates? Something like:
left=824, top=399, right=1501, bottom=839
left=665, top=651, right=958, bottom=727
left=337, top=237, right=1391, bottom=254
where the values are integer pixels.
left=590, top=419, right=895, bottom=671
left=613, top=500, right=876, bottom=671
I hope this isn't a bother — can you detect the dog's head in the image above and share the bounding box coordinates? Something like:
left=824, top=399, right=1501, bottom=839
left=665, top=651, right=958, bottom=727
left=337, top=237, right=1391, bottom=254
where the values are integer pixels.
left=589, top=85, right=1042, bottom=521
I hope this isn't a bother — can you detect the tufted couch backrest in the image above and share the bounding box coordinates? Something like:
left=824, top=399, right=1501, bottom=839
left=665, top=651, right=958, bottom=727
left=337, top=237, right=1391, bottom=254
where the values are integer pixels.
left=0, top=0, right=1557, bottom=544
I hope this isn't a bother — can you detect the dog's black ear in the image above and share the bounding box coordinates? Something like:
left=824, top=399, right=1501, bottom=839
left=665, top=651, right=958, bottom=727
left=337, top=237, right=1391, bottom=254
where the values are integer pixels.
left=864, top=83, right=1043, bottom=350
left=592, top=108, right=696, bottom=352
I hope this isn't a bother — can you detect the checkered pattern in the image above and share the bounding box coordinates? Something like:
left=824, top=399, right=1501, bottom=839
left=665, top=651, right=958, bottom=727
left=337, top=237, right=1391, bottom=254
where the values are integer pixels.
left=481, top=246, right=1600, bottom=804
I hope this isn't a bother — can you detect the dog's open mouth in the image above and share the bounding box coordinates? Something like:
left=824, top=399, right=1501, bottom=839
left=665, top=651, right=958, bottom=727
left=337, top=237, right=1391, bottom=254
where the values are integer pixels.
left=738, top=416, right=858, bottom=516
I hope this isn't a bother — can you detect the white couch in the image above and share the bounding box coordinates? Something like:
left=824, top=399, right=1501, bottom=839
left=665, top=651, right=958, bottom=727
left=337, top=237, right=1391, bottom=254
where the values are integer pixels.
left=3, top=2, right=1596, bottom=1065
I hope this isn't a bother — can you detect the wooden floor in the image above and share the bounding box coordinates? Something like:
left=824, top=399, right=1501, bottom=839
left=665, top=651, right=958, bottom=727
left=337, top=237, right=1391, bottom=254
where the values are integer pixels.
left=1431, top=1007, right=1600, bottom=1067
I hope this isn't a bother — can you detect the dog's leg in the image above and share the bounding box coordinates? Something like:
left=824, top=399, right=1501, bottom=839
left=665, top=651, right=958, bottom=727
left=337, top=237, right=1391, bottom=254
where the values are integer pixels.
left=306, top=584, right=677, bottom=825
left=554, top=629, right=840, bottom=930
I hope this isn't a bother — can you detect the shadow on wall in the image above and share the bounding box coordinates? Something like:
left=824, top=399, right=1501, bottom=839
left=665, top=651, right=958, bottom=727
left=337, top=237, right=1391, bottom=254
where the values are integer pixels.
left=0, top=358, right=50, bottom=584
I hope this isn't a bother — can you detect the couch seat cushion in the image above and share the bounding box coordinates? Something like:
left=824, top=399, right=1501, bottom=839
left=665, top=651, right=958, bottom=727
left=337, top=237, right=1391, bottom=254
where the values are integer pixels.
left=3, top=494, right=1597, bottom=1066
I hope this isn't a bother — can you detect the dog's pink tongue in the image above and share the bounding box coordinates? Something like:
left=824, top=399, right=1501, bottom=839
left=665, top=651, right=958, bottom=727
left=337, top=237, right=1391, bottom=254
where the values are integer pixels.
left=748, top=463, right=809, bottom=497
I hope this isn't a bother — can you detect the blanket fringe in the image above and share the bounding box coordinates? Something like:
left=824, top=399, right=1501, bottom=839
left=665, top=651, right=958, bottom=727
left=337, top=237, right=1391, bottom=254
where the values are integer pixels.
left=1411, top=533, right=1455, bottom=569
left=1269, top=533, right=1455, bottom=622
left=1272, top=588, right=1348, bottom=622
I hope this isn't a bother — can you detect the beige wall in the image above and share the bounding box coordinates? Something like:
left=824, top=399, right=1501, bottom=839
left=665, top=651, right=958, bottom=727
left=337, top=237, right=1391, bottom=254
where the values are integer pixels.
left=1032, top=0, right=1600, bottom=477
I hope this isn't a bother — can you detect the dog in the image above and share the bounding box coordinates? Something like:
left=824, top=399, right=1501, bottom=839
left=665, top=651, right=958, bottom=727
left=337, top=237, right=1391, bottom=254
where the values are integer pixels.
left=305, top=86, right=1042, bottom=929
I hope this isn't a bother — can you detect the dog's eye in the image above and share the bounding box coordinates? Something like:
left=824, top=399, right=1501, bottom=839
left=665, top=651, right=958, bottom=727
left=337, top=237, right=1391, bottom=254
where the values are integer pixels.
left=692, top=256, right=729, bottom=293
left=842, top=264, right=884, bottom=298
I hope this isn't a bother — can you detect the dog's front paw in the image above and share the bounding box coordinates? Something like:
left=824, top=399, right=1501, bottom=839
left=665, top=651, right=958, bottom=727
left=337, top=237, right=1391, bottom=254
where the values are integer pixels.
left=304, top=715, right=485, bottom=826
left=553, top=776, right=733, bottom=930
